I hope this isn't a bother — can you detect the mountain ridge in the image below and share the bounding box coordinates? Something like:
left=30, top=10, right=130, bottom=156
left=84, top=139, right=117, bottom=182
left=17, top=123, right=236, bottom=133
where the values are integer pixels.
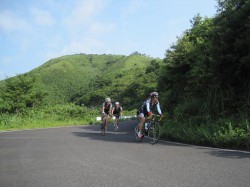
left=2, top=53, right=162, bottom=109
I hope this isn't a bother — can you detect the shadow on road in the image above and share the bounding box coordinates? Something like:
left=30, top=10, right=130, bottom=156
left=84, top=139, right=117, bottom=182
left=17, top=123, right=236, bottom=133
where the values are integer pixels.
left=72, top=120, right=192, bottom=148
left=72, top=131, right=139, bottom=143
left=72, top=120, right=139, bottom=143
left=202, top=148, right=250, bottom=159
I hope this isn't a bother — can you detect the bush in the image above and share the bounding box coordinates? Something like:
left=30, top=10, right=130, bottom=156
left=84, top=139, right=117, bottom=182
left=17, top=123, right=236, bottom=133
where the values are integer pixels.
left=0, top=103, right=99, bottom=130
left=161, top=117, right=250, bottom=151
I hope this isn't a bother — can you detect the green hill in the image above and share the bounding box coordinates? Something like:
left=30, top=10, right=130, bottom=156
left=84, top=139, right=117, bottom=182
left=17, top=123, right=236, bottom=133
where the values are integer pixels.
left=19, top=53, right=162, bottom=109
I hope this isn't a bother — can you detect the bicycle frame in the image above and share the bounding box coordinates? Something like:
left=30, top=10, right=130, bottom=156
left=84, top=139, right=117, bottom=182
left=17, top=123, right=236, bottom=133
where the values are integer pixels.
left=135, top=114, right=162, bottom=144
left=113, top=115, right=119, bottom=132
left=101, top=114, right=109, bottom=135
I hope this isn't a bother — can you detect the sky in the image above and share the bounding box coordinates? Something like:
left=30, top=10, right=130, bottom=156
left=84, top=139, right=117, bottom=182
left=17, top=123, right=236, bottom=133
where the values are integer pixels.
left=0, top=0, right=218, bottom=80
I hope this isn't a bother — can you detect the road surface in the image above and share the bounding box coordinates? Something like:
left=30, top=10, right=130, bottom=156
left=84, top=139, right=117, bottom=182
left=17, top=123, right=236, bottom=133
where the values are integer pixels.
left=0, top=121, right=249, bottom=187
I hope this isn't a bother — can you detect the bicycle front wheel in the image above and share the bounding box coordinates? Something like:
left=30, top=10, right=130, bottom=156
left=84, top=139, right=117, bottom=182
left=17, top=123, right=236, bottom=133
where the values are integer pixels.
left=114, top=119, right=118, bottom=132
left=148, top=122, right=160, bottom=144
left=101, top=118, right=107, bottom=135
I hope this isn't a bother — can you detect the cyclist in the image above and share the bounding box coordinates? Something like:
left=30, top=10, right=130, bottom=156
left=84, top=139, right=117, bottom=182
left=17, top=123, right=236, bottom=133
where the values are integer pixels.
left=137, top=93, right=151, bottom=116
left=101, top=98, right=112, bottom=130
left=137, top=92, right=163, bottom=139
left=112, top=102, right=123, bottom=130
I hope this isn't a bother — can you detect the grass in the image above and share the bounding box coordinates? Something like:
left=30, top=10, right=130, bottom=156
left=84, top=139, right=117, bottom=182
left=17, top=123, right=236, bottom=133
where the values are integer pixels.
left=0, top=104, right=98, bottom=131
left=0, top=114, right=94, bottom=131
left=0, top=105, right=137, bottom=131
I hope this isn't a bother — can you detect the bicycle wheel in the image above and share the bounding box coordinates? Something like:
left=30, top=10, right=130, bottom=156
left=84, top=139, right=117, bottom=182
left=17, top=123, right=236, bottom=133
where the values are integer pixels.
left=148, top=122, right=160, bottom=144
left=101, top=118, right=107, bottom=135
left=114, top=119, right=118, bottom=132
left=101, top=122, right=105, bottom=135
left=135, top=124, right=144, bottom=142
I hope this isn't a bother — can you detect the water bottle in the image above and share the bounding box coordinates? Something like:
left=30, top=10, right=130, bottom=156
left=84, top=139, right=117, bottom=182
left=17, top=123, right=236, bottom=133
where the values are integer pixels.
left=145, top=122, right=148, bottom=130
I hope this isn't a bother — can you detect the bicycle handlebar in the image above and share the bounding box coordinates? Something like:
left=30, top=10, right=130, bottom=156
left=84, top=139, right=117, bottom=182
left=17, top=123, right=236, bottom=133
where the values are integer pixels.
left=147, top=114, right=163, bottom=122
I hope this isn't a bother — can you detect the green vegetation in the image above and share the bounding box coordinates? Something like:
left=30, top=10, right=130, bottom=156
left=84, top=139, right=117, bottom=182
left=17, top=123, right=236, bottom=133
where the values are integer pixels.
left=161, top=118, right=250, bottom=150
left=0, top=0, right=249, bottom=150
left=159, top=0, right=250, bottom=150
left=0, top=53, right=160, bottom=131
left=0, top=104, right=98, bottom=130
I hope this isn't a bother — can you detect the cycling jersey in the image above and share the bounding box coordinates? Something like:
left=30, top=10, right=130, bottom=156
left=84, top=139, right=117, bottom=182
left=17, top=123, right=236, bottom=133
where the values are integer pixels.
left=102, top=102, right=112, bottom=115
left=140, top=99, right=162, bottom=116
left=113, top=106, right=122, bottom=116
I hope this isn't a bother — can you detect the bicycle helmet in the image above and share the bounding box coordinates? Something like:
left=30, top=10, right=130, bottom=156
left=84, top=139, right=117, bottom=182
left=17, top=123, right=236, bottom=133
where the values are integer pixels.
left=151, top=92, right=158, bottom=97
left=105, top=98, right=111, bottom=102
left=115, top=102, right=119, bottom=105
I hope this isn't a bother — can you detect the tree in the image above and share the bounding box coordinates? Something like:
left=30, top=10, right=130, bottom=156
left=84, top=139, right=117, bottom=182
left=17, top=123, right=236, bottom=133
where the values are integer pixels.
left=212, top=0, right=250, bottom=114
left=0, top=75, right=47, bottom=114
left=158, top=0, right=250, bottom=119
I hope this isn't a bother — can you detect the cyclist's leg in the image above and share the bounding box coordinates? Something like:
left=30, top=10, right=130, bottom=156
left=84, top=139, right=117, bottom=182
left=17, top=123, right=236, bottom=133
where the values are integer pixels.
left=137, top=113, right=146, bottom=139
left=138, top=114, right=146, bottom=132
left=100, top=113, right=105, bottom=128
left=116, top=115, right=120, bottom=126
left=135, top=115, right=143, bottom=141
left=101, top=112, right=106, bottom=124
left=113, top=116, right=118, bottom=131
left=100, top=114, right=103, bottom=124
left=105, top=115, right=110, bottom=129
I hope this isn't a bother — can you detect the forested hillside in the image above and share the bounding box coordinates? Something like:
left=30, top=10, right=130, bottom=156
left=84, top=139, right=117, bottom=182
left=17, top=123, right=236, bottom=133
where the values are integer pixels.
left=0, top=53, right=162, bottom=112
left=159, top=0, right=249, bottom=120
left=158, top=0, right=250, bottom=150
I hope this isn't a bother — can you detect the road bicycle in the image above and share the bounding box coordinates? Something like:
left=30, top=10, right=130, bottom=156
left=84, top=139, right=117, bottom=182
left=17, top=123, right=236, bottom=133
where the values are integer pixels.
left=135, top=114, right=162, bottom=144
left=101, top=113, right=109, bottom=135
left=113, top=114, right=120, bottom=132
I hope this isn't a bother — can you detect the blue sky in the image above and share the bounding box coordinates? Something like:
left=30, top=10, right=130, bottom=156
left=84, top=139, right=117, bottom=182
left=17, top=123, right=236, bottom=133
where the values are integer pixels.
left=0, top=0, right=218, bottom=80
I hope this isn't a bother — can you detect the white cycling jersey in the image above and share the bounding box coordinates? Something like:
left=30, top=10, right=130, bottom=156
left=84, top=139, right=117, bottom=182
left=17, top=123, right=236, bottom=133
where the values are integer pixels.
left=145, top=99, right=162, bottom=115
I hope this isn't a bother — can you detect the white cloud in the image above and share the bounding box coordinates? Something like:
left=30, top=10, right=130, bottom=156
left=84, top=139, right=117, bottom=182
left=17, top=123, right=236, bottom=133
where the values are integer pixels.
left=121, top=0, right=147, bottom=19
left=0, top=10, right=30, bottom=33
left=45, top=36, right=104, bottom=60
left=63, top=37, right=104, bottom=54
left=30, top=8, right=54, bottom=26
left=64, top=0, right=105, bottom=28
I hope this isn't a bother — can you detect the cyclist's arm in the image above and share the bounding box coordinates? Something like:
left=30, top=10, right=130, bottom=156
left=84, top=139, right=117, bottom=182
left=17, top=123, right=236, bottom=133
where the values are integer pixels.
left=109, top=104, right=113, bottom=116
left=146, top=101, right=153, bottom=117
left=156, top=103, right=163, bottom=119
left=101, top=103, right=105, bottom=114
left=101, top=102, right=108, bottom=115
left=156, top=102, right=162, bottom=115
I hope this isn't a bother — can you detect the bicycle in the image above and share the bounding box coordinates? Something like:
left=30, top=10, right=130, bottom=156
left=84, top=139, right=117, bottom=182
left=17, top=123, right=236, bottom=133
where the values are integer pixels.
left=135, top=114, right=162, bottom=144
left=101, top=113, right=109, bottom=135
left=113, top=114, right=120, bottom=132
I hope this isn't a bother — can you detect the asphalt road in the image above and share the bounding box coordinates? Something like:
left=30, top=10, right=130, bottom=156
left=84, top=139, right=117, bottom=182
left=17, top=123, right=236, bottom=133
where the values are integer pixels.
left=0, top=120, right=250, bottom=187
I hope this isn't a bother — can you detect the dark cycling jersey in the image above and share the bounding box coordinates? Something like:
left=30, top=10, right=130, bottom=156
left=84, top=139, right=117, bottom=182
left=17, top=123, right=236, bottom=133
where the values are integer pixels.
left=113, top=106, right=122, bottom=116
left=102, top=102, right=112, bottom=115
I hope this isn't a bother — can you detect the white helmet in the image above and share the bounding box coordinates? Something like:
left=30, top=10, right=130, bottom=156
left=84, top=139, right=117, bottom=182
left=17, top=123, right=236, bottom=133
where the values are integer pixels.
left=105, top=98, right=111, bottom=102
left=115, top=102, right=119, bottom=105
left=151, top=92, right=158, bottom=97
